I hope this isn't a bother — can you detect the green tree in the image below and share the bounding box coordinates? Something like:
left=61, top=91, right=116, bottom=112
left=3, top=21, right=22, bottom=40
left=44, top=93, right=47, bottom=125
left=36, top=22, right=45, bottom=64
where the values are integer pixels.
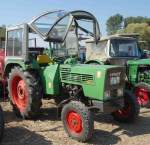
left=124, top=16, right=150, bottom=28
left=124, top=23, right=150, bottom=48
left=106, top=14, right=124, bottom=35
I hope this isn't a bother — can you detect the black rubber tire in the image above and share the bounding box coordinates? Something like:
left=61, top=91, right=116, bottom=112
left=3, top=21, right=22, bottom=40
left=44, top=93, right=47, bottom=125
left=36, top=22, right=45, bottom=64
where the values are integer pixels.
left=134, top=82, right=150, bottom=108
left=8, top=67, right=42, bottom=119
left=61, top=101, right=94, bottom=142
left=0, top=105, right=4, bottom=142
left=112, top=90, right=140, bottom=123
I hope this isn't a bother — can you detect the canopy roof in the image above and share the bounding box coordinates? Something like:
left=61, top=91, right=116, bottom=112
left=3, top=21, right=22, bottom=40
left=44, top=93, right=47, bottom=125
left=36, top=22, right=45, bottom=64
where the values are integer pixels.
left=28, top=10, right=100, bottom=42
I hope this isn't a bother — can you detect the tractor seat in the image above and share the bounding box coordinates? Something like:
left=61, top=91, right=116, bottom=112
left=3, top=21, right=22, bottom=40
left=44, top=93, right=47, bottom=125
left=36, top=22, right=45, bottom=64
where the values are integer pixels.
left=37, top=55, right=53, bottom=64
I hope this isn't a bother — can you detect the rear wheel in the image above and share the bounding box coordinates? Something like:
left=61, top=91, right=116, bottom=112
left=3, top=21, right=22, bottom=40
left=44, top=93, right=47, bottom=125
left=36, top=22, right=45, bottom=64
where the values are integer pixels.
left=0, top=106, right=4, bottom=142
left=112, top=91, right=140, bottom=123
left=61, top=101, right=94, bottom=142
left=134, top=83, right=150, bottom=107
left=8, top=67, right=42, bottom=119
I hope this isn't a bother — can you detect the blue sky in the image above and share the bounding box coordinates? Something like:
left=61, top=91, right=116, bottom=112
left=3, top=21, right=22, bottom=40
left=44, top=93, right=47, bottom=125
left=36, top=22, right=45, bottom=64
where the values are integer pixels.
left=0, top=0, right=150, bottom=35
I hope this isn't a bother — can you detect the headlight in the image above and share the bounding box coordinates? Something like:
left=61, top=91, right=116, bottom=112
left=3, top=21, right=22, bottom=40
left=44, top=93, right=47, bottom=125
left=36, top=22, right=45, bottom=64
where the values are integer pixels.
left=104, top=90, right=111, bottom=99
left=105, top=88, right=123, bottom=99
left=117, top=88, right=124, bottom=96
left=110, top=72, right=121, bottom=85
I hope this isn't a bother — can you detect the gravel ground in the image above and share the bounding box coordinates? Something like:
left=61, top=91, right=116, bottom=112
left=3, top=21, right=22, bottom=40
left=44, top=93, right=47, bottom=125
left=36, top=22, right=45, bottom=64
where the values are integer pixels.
left=1, top=100, right=150, bottom=145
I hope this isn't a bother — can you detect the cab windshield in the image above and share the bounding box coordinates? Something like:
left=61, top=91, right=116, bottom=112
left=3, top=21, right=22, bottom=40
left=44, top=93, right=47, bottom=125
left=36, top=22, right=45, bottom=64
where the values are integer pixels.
left=30, top=10, right=100, bottom=43
left=32, top=10, right=66, bottom=35
left=110, top=39, right=140, bottom=57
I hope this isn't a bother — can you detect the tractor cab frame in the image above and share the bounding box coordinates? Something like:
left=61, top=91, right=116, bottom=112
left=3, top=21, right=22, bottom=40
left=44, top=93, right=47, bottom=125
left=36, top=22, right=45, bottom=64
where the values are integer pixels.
left=5, top=10, right=100, bottom=66
left=86, top=35, right=142, bottom=65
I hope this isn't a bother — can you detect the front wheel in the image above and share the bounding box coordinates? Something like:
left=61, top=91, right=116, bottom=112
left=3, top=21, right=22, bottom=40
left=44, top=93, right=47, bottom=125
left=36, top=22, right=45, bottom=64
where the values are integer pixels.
left=61, top=101, right=94, bottom=142
left=112, top=91, right=140, bottom=123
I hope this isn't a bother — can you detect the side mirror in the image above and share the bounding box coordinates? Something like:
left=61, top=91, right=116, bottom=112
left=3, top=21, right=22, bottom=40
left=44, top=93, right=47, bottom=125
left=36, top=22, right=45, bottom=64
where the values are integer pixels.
left=142, top=52, right=147, bottom=58
left=139, top=49, right=146, bottom=58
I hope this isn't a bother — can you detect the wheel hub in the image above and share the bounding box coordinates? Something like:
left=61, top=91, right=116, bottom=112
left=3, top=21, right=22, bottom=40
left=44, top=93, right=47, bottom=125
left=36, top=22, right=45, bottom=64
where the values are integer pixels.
left=67, top=111, right=82, bottom=133
left=135, top=87, right=149, bottom=106
left=17, top=80, right=26, bottom=99
left=11, top=75, right=28, bottom=111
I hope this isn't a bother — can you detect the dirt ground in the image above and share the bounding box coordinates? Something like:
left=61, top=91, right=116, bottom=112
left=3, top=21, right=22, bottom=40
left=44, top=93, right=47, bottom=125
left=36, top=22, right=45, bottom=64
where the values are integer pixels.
left=1, top=99, right=150, bottom=145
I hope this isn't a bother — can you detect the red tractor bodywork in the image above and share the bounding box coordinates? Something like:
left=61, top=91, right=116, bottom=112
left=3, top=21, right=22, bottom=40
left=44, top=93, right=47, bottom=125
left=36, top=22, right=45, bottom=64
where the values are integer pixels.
left=0, top=49, right=6, bottom=98
left=0, top=49, right=5, bottom=76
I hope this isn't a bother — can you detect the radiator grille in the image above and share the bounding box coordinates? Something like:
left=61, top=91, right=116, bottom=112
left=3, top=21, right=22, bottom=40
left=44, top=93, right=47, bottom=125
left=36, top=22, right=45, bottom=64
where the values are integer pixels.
left=60, top=68, right=94, bottom=84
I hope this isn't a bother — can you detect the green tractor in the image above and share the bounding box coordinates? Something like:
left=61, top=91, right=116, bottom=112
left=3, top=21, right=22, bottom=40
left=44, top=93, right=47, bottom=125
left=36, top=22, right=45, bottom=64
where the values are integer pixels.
left=86, top=34, right=150, bottom=108
left=1, top=11, right=139, bottom=142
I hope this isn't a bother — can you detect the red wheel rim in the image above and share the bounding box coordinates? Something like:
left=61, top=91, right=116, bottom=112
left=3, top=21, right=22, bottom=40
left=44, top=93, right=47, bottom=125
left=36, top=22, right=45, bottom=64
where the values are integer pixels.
left=114, top=102, right=131, bottom=118
left=135, top=87, right=149, bottom=106
left=66, top=111, right=83, bottom=134
left=11, top=75, right=28, bottom=112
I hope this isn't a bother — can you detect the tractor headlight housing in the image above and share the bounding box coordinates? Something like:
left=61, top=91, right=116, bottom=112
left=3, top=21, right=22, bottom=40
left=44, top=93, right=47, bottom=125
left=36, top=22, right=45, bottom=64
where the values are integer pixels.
left=117, top=88, right=124, bottom=97
left=104, top=90, right=111, bottom=99
left=104, top=88, right=123, bottom=100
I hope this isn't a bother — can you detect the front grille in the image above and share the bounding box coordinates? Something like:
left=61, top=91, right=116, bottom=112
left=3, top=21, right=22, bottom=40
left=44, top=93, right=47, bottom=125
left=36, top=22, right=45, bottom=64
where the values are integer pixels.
left=60, top=67, right=94, bottom=84
left=105, top=67, right=125, bottom=90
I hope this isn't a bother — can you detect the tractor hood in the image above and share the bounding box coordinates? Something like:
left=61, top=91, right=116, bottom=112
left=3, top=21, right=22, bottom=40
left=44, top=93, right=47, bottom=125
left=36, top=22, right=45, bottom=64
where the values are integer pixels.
left=60, top=64, right=125, bottom=100
left=61, top=64, right=121, bottom=73
left=60, top=64, right=125, bottom=83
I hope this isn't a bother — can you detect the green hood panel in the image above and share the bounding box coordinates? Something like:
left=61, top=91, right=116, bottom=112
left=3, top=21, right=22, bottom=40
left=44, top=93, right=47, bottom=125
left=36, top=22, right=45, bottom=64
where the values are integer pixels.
left=61, top=64, right=120, bottom=72
left=128, top=59, right=150, bottom=65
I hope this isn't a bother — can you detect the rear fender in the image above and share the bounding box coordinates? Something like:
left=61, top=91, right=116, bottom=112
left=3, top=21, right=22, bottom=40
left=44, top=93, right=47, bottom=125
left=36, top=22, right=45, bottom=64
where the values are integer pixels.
left=4, top=61, right=25, bottom=77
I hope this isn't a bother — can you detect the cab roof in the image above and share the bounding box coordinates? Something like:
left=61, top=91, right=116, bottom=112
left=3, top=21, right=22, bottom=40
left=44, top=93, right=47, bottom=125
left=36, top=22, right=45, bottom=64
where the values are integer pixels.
left=7, top=10, right=100, bottom=43
left=86, top=34, right=137, bottom=43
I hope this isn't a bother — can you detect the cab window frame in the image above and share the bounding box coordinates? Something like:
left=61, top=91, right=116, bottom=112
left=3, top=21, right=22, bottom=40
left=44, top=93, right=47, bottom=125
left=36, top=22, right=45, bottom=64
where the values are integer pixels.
left=6, top=28, right=23, bottom=57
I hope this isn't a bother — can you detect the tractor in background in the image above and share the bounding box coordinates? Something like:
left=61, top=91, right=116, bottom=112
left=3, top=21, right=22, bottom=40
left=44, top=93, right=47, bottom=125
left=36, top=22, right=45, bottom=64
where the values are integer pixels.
left=0, top=27, right=6, bottom=99
left=86, top=34, right=150, bottom=108
left=0, top=11, right=139, bottom=142
left=0, top=27, right=5, bottom=143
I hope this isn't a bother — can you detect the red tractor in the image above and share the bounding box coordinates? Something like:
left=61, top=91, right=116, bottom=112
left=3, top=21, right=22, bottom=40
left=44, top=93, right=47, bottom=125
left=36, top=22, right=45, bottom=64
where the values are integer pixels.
left=0, top=35, right=6, bottom=142
left=0, top=49, right=5, bottom=142
left=0, top=105, right=4, bottom=142
left=0, top=49, right=6, bottom=99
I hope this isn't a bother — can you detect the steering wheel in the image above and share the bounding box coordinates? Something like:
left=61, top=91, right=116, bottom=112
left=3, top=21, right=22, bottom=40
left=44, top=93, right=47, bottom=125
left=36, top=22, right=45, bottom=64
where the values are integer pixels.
left=85, top=60, right=104, bottom=65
